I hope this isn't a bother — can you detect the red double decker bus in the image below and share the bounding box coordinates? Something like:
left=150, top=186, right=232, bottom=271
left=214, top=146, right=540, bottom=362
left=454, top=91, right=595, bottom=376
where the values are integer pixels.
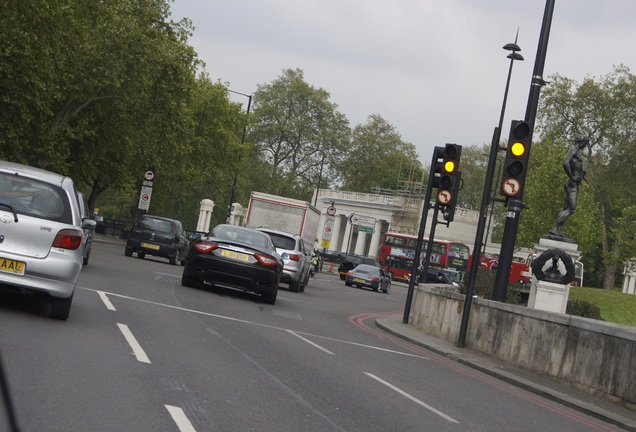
left=378, top=232, right=470, bottom=284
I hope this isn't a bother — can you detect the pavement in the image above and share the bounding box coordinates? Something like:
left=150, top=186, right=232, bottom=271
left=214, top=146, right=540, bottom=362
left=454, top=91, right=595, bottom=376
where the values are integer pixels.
left=97, top=236, right=635, bottom=430
left=376, top=313, right=636, bottom=431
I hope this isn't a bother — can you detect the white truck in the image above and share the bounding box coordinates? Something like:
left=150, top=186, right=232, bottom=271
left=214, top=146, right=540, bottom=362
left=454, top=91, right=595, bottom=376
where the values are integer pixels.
left=244, top=192, right=320, bottom=251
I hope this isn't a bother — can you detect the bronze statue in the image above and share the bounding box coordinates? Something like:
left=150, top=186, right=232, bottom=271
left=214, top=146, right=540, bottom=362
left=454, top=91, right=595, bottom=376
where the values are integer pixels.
left=549, top=136, right=588, bottom=239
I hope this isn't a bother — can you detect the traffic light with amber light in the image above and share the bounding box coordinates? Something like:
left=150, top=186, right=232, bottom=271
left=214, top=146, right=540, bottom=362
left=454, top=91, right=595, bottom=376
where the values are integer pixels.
left=436, top=143, right=462, bottom=221
left=501, top=120, right=532, bottom=199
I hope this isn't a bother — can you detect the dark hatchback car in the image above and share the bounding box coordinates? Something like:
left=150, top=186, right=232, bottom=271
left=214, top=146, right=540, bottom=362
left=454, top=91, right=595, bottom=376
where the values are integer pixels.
left=125, top=215, right=188, bottom=265
left=345, top=264, right=391, bottom=293
left=419, top=268, right=459, bottom=287
left=181, top=224, right=283, bottom=304
left=338, top=255, right=381, bottom=280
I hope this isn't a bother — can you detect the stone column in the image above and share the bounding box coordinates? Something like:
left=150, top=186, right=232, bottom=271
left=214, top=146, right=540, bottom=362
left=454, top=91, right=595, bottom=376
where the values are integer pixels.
left=368, top=220, right=383, bottom=258
left=332, top=214, right=343, bottom=252
left=354, top=230, right=366, bottom=255
left=340, top=218, right=353, bottom=254
left=623, top=259, right=636, bottom=295
left=196, top=199, right=215, bottom=232
left=229, top=203, right=244, bottom=226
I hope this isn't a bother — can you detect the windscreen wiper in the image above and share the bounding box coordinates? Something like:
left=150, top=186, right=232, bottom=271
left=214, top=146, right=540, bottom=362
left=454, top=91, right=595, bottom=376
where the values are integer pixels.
left=0, top=203, right=19, bottom=222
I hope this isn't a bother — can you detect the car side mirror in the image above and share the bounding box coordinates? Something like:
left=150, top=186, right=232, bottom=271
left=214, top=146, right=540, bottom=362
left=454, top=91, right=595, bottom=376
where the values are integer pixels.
left=82, top=218, right=97, bottom=230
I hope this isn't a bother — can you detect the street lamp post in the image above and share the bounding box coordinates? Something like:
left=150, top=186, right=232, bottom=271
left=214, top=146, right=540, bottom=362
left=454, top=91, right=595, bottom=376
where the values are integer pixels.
left=493, top=0, right=555, bottom=302
left=226, top=90, right=252, bottom=223
left=313, top=154, right=326, bottom=207
left=457, top=38, right=523, bottom=348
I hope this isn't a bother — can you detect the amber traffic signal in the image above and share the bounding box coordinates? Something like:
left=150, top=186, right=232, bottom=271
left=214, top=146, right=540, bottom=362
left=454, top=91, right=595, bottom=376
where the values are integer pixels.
left=436, top=143, right=462, bottom=221
left=501, top=120, right=532, bottom=198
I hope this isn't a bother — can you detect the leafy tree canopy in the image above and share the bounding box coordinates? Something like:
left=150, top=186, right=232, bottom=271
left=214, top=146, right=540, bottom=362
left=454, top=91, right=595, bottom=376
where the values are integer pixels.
left=336, top=114, right=422, bottom=193
left=248, top=68, right=351, bottom=199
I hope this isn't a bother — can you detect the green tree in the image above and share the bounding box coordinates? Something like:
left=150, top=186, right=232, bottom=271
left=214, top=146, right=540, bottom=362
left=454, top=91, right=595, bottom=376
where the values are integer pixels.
left=248, top=68, right=350, bottom=200
left=0, top=0, right=231, bottom=220
left=453, top=144, right=490, bottom=210
left=534, top=66, right=636, bottom=289
left=337, top=114, right=422, bottom=193
left=518, top=139, right=600, bottom=248
left=147, top=76, right=248, bottom=229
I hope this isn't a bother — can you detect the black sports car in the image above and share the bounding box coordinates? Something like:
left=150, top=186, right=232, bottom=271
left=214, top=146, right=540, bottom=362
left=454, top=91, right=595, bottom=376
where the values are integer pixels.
left=181, top=224, right=283, bottom=304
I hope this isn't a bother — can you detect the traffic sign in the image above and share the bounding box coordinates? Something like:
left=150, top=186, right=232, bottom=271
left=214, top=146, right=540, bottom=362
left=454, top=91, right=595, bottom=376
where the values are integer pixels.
left=137, top=185, right=153, bottom=211
left=437, top=190, right=452, bottom=205
left=327, top=206, right=336, bottom=216
left=359, top=215, right=375, bottom=225
left=322, top=215, right=335, bottom=241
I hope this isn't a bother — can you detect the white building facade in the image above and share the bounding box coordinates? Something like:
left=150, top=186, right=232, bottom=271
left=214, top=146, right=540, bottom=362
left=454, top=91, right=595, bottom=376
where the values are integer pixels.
left=311, top=189, right=492, bottom=259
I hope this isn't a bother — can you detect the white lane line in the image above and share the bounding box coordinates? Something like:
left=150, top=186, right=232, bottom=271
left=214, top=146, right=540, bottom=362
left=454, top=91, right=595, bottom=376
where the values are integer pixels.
left=97, top=290, right=116, bottom=311
left=81, top=287, right=427, bottom=359
left=286, top=330, right=335, bottom=355
left=117, top=323, right=151, bottom=364
left=364, top=372, right=459, bottom=424
left=165, top=405, right=196, bottom=432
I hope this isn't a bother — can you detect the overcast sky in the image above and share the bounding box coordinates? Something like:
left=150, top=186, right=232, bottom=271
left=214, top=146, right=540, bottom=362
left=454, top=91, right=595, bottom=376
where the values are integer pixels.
left=168, top=0, right=636, bottom=163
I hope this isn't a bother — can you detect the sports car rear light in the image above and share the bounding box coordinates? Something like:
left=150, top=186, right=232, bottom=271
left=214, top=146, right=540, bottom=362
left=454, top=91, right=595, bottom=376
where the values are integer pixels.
left=193, top=241, right=219, bottom=253
left=368, top=276, right=378, bottom=281
left=347, top=270, right=353, bottom=275
left=52, top=229, right=83, bottom=250
left=254, top=253, right=279, bottom=267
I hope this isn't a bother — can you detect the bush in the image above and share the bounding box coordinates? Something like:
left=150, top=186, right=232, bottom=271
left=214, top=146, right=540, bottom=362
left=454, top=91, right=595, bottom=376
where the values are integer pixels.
left=472, top=268, right=525, bottom=305
left=566, top=299, right=604, bottom=320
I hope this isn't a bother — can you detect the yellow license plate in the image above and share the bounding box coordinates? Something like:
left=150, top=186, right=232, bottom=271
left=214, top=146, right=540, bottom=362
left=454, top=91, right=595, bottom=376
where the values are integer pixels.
left=141, top=242, right=160, bottom=250
left=0, top=257, right=25, bottom=276
left=221, top=250, right=249, bottom=261
left=355, top=277, right=365, bottom=283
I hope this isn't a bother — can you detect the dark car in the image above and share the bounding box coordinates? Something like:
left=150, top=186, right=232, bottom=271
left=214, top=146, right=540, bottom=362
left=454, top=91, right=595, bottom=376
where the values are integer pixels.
left=345, top=264, right=391, bottom=293
left=338, top=255, right=381, bottom=280
left=181, top=224, right=283, bottom=304
left=76, top=191, right=94, bottom=265
left=418, top=268, right=459, bottom=287
left=319, top=249, right=344, bottom=264
left=125, top=215, right=188, bottom=265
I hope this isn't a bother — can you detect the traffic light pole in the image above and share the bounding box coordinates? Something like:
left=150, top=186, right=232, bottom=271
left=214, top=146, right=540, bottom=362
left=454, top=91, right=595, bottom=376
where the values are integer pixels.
left=492, top=0, right=555, bottom=301
left=403, top=149, right=439, bottom=324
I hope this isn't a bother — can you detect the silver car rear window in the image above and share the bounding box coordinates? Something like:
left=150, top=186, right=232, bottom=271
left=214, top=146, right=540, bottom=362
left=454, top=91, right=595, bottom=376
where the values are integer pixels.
left=0, top=172, right=71, bottom=224
left=267, top=233, right=296, bottom=250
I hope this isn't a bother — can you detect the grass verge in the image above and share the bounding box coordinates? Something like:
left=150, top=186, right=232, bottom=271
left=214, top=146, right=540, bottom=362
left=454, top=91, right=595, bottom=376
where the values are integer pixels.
left=569, top=287, right=636, bottom=327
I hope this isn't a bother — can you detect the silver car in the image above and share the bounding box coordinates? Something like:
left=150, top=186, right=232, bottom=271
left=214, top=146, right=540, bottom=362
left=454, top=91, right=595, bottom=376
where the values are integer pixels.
left=0, top=161, right=97, bottom=320
left=257, top=228, right=311, bottom=293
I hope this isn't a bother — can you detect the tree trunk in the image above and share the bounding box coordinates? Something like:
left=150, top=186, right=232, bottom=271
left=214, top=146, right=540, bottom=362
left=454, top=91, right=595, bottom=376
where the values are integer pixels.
left=602, top=234, right=621, bottom=290
left=603, top=263, right=617, bottom=290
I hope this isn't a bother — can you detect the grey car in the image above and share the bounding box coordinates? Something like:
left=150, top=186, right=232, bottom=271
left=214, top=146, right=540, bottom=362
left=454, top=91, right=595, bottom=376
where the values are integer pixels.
left=0, top=161, right=97, bottom=320
left=257, top=228, right=311, bottom=293
left=345, top=264, right=391, bottom=293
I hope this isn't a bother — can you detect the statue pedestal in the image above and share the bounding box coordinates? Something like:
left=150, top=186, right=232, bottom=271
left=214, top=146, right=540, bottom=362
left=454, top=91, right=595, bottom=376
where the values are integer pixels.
left=528, top=278, right=571, bottom=313
left=534, top=237, right=581, bottom=261
left=528, top=237, right=581, bottom=313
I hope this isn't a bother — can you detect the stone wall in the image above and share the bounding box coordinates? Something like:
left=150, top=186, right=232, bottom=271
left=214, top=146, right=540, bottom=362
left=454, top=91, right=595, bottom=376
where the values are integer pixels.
left=410, top=285, right=636, bottom=410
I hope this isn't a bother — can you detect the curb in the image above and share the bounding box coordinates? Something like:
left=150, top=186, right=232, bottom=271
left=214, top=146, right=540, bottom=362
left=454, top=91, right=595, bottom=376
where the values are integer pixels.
left=375, top=315, right=636, bottom=432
